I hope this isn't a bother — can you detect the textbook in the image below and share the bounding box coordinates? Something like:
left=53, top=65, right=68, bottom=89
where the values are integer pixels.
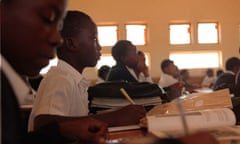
left=147, top=108, right=240, bottom=140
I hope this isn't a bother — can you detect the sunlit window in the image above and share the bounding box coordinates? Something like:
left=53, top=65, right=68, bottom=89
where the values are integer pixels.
left=97, top=25, right=118, bottom=46
left=197, top=23, right=219, bottom=44
left=96, top=52, right=151, bottom=69
left=96, top=54, right=116, bottom=69
left=126, top=24, right=147, bottom=45
left=169, top=24, right=191, bottom=45
left=40, top=57, right=58, bottom=75
left=169, top=51, right=222, bottom=69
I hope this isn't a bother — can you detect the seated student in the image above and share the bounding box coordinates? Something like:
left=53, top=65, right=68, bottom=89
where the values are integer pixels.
left=28, top=11, right=145, bottom=131
left=106, top=40, right=152, bottom=83
left=179, top=69, right=199, bottom=93
left=213, top=57, right=240, bottom=97
left=158, top=59, right=184, bottom=100
left=201, top=68, right=216, bottom=88
left=135, top=50, right=153, bottom=83
left=1, top=1, right=219, bottom=144
left=96, top=65, right=110, bottom=84
left=1, top=0, right=108, bottom=144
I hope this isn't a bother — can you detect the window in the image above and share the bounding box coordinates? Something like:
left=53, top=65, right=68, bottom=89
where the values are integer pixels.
left=96, top=54, right=116, bottom=69
left=169, top=24, right=191, bottom=45
left=169, top=51, right=222, bottom=69
left=197, top=22, right=219, bottom=44
left=126, top=24, right=147, bottom=45
left=97, top=25, right=118, bottom=46
left=96, top=52, right=151, bottom=69
left=40, top=57, right=58, bottom=75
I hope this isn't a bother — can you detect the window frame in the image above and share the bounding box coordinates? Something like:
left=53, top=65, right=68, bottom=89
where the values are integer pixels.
left=169, top=23, right=192, bottom=45
left=125, top=23, right=148, bottom=46
left=97, top=24, right=119, bottom=47
left=197, top=22, right=220, bottom=44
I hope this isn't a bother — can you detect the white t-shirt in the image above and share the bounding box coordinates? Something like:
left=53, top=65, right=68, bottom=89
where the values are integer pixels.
left=201, top=76, right=216, bottom=88
left=158, top=73, right=178, bottom=88
left=28, top=59, right=89, bottom=131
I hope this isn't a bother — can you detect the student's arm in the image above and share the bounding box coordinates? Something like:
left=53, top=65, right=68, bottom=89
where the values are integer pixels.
left=33, top=114, right=108, bottom=144
left=92, top=105, right=146, bottom=127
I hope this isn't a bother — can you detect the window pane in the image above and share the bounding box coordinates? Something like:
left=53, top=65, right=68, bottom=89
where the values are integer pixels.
left=97, top=26, right=117, bottom=46
left=170, top=24, right=190, bottom=44
left=169, top=52, right=221, bottom=69
left=198, top=23, right=218, bottom=44
left=126, top=25, right=146, bottom=45
left=96, top=54, right=116, bottom=69
left=40, top=57, right=58, bottom=75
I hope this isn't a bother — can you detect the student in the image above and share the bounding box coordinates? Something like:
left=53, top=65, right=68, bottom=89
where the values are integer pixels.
left=1, top=0, right=107, bottom=144
left=107, top=40, right=152, bottom=82
left=201, top=68, right=216, bottom=88
left=1, top=1, right=218, bottom=143
left=158, top=59, right=184, bottom=100
left=96, top=65, right=111, bottom=84
left=28, top=11, right=145, bottom=131
left=179, top=69, right=199, bottom=93
left=136, top=50, right=153, bottom=83
left=213, top=57, right=240, bottom=97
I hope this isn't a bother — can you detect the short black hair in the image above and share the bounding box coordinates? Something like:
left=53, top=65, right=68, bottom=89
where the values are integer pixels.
left=60, top=10, right=92, bottom=38
left=225, top=57, right=240, bottom=71
left=161, top=59, right=174, bottom=71
left=98, top=65, right=110, bottom=79
left=111, top=40, right=134, bottom=63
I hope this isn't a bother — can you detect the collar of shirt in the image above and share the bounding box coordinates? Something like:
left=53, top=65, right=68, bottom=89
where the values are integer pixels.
left=57, top=59, right=89, bottom=88
left=0, top=54, right=35, bottom=105
left=126, top=66, right=139, bottom=80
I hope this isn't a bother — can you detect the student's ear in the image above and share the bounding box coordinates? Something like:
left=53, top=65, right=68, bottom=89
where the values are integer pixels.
left=65, top=38, right=80, bottom=52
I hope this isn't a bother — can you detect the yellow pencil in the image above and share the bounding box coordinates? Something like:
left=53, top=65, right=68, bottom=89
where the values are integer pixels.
left=120, top=88, right=136, bottom=105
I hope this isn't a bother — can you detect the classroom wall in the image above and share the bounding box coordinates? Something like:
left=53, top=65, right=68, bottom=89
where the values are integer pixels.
left=67, top=0, right=240, bottom=81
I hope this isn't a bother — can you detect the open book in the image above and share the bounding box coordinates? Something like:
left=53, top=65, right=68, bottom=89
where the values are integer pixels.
left=147, top=108, right=240, bottom=141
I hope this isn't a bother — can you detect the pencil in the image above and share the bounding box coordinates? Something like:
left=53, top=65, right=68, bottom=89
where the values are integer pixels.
left=120, top=88, right=136, bottom=105
left=176, top=98, right=189, bottom=135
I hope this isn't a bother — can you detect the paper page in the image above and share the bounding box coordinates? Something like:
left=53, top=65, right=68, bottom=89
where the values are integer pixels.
left=147, top=108, right=236, bottom=133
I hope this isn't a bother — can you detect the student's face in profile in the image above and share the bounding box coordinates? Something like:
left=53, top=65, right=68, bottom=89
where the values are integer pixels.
left=122, top=45, right=138, bottom=68
left=1, top=0, right=67, bottom=77
left=74, top=20, right=101, bottom=68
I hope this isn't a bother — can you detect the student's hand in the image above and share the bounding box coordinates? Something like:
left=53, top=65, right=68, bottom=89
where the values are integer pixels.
left=113, top=104, right=146, bottom=126
left=59, top=117, right=108, bottom=144
left=179, top=132, right=219, bottom=144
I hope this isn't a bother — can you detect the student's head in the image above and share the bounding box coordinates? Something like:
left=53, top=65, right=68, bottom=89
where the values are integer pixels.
left=225, top=57, right=240, bottom=74
left=216, top=69, right=224, bottom=77
left=180, top=69, right=190, bottom=80
left=57, top=10, right=101, bottom=73
left=206, top=69, right=214, bottom=77
left=1, top=0, right=67, bottom=77
left=137, top=50, right=146, bottom=62
left=98, top=65, right=110, bottom=80
left=161, top=59, right=179, bottom=77
left=111, top=40, right=138, bottom=68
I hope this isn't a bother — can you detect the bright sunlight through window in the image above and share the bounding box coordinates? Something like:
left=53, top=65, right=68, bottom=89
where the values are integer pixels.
left=198, top=23, right=219, bottom=44
left=169, top=24, right=191, bottom=45
left=96, top=54, right=116, bottom=69
left=169, top=51, right=221, bottom=69
left=97, top=26, right=118, bottom=46
left=126, top=24, right=146, bottom=45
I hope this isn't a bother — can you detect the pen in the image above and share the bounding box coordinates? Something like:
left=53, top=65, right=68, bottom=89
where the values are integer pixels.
left=176, top=98, right=189, bottom=135
left=120, top=88, right=136, bottom=105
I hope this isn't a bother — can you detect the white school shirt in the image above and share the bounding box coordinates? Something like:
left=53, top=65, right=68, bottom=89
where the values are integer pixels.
left=28, top=59, right=89, bottom=131
left=0, top=54, right=35, bottom=105
left=158, top=73, right=178, bottom=88
left=126, top=66, right=153, bottom=83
